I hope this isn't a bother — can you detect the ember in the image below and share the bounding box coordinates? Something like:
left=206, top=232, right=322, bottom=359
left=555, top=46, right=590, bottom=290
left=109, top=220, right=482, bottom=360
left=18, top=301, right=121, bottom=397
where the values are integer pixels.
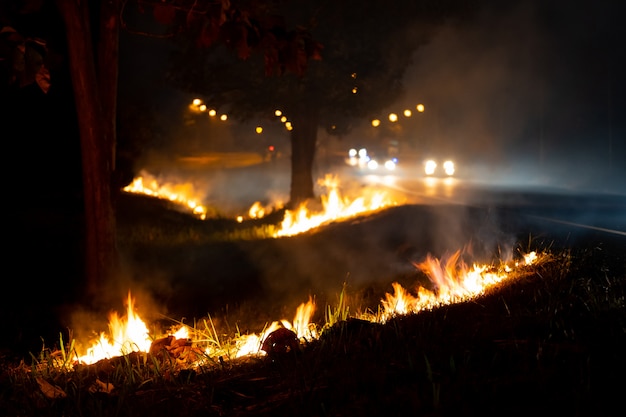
left=70, top=251, right=541, bottom=369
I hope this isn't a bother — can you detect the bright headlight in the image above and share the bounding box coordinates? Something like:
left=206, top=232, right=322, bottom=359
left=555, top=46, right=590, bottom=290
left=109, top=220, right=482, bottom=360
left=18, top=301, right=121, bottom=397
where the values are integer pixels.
left=425, top=159, right=437, bottom=176
left=384, top=160, right=396, bottom=171
left=443, top=160, right=455, bottom=176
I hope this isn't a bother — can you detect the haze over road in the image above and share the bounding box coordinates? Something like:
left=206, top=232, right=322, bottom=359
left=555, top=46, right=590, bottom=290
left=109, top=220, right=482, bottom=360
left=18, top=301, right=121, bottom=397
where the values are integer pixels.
left=138, top=151, right=626, bottom=240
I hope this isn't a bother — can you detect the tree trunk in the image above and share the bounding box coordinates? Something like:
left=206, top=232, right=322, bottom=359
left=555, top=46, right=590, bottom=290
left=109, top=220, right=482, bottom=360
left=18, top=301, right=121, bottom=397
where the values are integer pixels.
left=56, top=0, right=118, bottom=300
left=98, top=0, right=119, bottom=174
left=289, top=107, right=319, bottom=205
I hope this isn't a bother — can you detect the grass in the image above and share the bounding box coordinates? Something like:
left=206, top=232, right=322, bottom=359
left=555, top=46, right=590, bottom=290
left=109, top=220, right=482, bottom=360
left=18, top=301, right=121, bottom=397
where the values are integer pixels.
left=2, top=194, right=625, bottom=416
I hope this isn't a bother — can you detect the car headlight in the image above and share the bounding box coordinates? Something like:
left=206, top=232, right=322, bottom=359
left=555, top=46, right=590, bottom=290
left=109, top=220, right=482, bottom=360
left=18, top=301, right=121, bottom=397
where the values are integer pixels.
left=443, top=160, right=455, bottom=176
left=384, top=159, right=396, bottom=171
left=367, top=159, right=379, bottom=170
left=425, top=159, right=437, bottom=176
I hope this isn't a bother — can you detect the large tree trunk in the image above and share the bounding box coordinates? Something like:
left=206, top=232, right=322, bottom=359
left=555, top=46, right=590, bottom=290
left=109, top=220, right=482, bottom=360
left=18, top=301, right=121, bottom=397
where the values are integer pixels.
left=56, top=0, right=118, bottom=300
left=289, top=106, right=319, bottom=205
left=98, top=0, right=119, bottom=174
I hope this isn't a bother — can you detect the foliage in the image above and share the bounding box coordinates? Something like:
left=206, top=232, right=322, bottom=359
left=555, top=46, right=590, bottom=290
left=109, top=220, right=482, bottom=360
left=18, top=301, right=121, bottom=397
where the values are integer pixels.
left=165, top=0, right=472, bottom=132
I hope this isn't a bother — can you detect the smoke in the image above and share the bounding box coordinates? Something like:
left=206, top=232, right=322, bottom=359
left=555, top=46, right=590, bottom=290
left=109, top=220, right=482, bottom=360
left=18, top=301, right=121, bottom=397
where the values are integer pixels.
left=398, top=0, right=625, bottom=194
left=65, top=0, right=622, bottom=345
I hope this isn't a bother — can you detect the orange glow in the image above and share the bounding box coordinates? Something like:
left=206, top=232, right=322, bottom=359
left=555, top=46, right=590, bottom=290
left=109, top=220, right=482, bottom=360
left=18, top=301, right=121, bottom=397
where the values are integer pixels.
left=123, top=171, right=207, bottom=220
left=248, top=201, right=266, bottom=219
left=274, top=175, right=395, bottom=237
left=68, top=250, right=541, bottom=369
left=378, top=250, right=539, bottom=322
left=76, top=292, right=152, bottom=364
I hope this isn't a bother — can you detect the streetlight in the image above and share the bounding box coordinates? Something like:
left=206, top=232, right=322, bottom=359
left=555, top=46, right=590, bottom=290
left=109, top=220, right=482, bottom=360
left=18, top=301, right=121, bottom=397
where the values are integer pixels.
left=371, top=119, right=381, bottom=127
left=416, top=103, right=425, bottom=112
left=404, top=109, right=412, bottom=117
left=388, top=113, right=398, bottom=122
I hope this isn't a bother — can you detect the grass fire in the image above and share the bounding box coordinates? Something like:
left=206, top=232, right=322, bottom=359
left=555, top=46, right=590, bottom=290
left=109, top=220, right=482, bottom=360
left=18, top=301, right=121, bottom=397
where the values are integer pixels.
left=3, top=188, right=624, bottom=417
left=63, top=248, right=543, bottom=368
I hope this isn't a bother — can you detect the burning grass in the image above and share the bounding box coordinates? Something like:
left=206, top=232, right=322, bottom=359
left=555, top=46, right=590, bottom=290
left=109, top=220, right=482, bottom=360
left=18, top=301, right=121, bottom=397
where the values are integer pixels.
left=5, top=178, right=625, bottom=416
left=119, top=173, right=399, bottom=243
left=2, top=244, right=625, bottom=416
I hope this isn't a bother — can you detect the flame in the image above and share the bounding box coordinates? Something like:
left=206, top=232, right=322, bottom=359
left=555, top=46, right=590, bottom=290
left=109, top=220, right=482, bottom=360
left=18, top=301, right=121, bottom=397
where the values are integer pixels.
left=379, top=250, right=539, bottom=321
left=76, top=292, right=152, bottom=364
left=248, top=201, right=266, bottom=219
left=275, top=174, right=395, bottom=237
left=203, top=297, right=316, bottom=359
left=123, top=172, right=394, bottom=237
left=70, top=250, right=541, bottom=368
left=123, top=171, right=208, bottom=220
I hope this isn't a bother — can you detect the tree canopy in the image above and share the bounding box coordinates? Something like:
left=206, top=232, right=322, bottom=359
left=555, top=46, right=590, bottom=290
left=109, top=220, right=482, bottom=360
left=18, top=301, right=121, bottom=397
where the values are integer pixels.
left=165, top=0, right=475, bottom=202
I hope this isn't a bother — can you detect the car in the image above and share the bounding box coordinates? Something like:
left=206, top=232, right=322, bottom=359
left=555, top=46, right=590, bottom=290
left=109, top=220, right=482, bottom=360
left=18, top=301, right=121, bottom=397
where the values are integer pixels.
left=423, top=158, right=455, bottom=177
left=346, top=147, right=398, bottom=173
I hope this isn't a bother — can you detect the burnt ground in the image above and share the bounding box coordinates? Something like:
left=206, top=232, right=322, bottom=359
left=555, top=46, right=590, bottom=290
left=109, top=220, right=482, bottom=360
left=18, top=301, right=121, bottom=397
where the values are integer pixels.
left=2, top=189, right=625, bottom=416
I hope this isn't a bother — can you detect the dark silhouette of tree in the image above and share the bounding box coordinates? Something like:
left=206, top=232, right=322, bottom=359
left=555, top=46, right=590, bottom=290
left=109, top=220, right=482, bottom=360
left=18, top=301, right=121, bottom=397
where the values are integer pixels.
left=0, top=0, right=322, bottom=310
left=166, top=0, right=474, bottom=204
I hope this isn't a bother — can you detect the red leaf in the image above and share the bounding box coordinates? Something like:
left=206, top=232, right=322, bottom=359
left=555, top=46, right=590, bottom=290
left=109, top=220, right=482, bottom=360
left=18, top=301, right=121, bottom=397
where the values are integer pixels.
left=153, top=4, right=176, bottom=26
left=198, top=19, right=220, bottom=47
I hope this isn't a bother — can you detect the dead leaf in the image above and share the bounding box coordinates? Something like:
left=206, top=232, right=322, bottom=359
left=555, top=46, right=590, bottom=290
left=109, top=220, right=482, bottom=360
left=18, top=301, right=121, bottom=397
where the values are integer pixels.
left=35, top=64, right=50, bottom=93
left=36, top=377, right=67, bottom=399
left=89, top=378, right=115, bottom=394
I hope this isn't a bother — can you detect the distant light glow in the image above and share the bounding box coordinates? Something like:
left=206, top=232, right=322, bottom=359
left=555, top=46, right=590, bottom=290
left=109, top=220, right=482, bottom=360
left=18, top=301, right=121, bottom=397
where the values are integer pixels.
left=208, top=109, right=216, bottom=116
left=192, top=98, right=202, bottom=106
left=199, top=104, right=207, bottom=112
left=220, top=114, right=228, bottom=121
left=255, top=126, right=263, bottom=134
left=280, top=116, right=287, bottom=123
left=389, top=113, right=398, bottom=122
left=384, top=160, right=397, bottom=170
left=275, top=109, right=282, bottom=117
left=352, top=87, right=358, bottom=94
left=416, top=104, right=425, bottom=112
left=403, top=109, right=412, bottom=117
left=443, top=160, right=455, bottom=176
left=425, top=159, right=437, bottom=176
left=371, top=119, right=381, bottom=127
